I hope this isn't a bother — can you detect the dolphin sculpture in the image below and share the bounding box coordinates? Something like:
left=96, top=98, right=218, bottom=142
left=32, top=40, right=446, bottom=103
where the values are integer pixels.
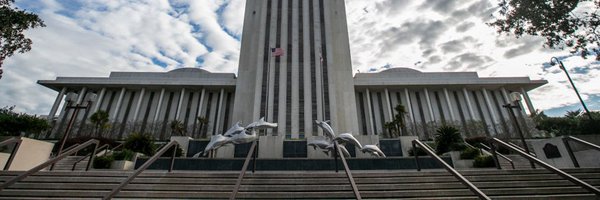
left=230, top=129, right=258, bottom=144
left=223, top=121, right=245, bottom=137
left=360, top=144, right=386, bottom=158
left=246, top=117, right=278, bottom=129
left=330, top=144, right=351, bottom=158
left=314, top=120, right=335, bottom=140
left=202, top=134, right=233, bottom=156
left=308, top=139, right=332, bottom=150
left=333, top=133, right=363, bottom=149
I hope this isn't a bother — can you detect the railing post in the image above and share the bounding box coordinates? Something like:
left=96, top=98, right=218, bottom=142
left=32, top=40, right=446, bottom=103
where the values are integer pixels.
left=334, top=142, right=339, bottom=173
left=3, top=139, right=21, bottom=171
left=169, top=144, right=178, bottom=172
left=412, top=141, right=421, bottom=171
left=562, top=137, right=580, bottom=168
left=85, top=142, right=99, bottom=171
left=489, top=142, right=501, bottom=170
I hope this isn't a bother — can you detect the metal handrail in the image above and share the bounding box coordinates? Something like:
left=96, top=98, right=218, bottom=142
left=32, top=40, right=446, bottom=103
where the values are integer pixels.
left=103, top=140, right=179, bottom=200
left=72, top=143, right=110, bottom=171
left=333, top=141, right=362, bottom=200
left=489, top=137, right=600, bottom=196
left=507, top=141, right=536, bottom=157
left=0, top=139, right=99, bottom=190
left=563, top=136, right=600, bottom=168
left=412, top=140, right=491, bottom=200
left=0, top=137, right=22, bottom=170
left=479, top=143, right=515, bottom=169
left=49, top=143, right=80, bottom=170
left=230, top=141, right=258, bottom=200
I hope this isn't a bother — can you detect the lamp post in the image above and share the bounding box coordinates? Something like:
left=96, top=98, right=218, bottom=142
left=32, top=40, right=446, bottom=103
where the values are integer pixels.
left=51, top=92, right=96, bottom=170
left=550, top=57, right=594, bottom=121
left=503, top=92, right=536, bottom=168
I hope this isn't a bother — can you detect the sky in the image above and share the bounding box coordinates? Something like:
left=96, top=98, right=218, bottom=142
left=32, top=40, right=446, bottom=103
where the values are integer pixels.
left=1, top=0, right=599, bottom=117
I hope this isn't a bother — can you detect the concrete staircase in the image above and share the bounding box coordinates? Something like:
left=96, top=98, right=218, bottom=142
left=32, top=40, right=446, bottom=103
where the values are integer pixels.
left=49, top=156, right=89, bottom=171
left=0, top=168, right=599, bottom=199
left=498, top=154, right=542, bottom=169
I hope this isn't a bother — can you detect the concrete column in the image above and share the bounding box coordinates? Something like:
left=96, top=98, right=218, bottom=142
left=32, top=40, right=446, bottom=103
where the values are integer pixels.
left=132, top=88, right=146, bottom=122
left=92, top=88, right=106, bottom=113
left=463, top=88, right=476, bottom=120
left=111, top=88, right=126, bottom=122
left=521, top=87, right=536, bottom=115
left=48, top=87, right=67, bottom=120
left=443, top=88, right=457, bottom=121
left=365, top=89, right=375, bottom=135
left=153, top=88, right=166, bottom=124
left=404, top=89, right=416, bottom=124
left=424, top=88, right=435, bottom=122
left=76, top=87, right=87, bottom=104
left=501, top=87, right=510, bottom=103
left=175, top=88, right=186, bottom=120
left=384, top=89, right=393, bottom=121
left=196, top=89, right=206, bottom=118
left=215, top=89, right=226, bottom=134
left=482, top=88, right=499, bottom=134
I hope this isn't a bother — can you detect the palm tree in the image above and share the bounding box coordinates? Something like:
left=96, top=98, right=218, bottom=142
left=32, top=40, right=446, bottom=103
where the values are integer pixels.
left=169, top=120, right=186, bottom=136
left=89, top=110, right=109, bottom=137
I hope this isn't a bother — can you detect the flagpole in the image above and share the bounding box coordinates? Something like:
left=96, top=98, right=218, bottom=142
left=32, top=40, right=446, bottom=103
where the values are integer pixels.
left=320, top=47, right=326, bottom=121
left=265, top=48, right=271, bottom=136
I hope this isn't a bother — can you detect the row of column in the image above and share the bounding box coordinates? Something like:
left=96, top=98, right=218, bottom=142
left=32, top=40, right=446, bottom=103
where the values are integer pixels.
left=48, top=87, right=234, bottom=140
left=356, top=87, right=536, bottom=139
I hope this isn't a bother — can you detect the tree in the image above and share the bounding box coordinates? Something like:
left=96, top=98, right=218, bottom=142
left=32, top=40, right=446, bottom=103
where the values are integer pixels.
left=384, top=104, right=407, bottom=138
left=0, top=0, right=46, bottom=78
left=196, top=116, right=209, bottom=138
left=434, top=125, right=463, bottom=154
left=169, top=120, right=186, bottom=136
left=489, top=0, right=600, bottom=58
left=89, top=110, right=110, bottom=137
left=0, top=105, right=50, bottom=136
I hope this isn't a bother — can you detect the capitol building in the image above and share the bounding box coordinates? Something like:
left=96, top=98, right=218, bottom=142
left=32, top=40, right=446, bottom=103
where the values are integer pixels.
left=38, top=0, right=546, bottom=158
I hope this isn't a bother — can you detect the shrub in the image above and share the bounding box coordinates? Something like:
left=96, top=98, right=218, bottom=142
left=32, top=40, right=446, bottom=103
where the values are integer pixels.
left=124, top=133, right=156, bottom=156
left=473, top=155, right=496, bottom=168
left=161, top=146, right=184, bottom=157
left=460, top=147, right=480, bottom=159
left=113, top=149, right=135, bottom=161
left=93, top=155, right=114, bottom=169
left=408, top=147, right=428, bottom=156
left=434, top=126, right=462, bottom=155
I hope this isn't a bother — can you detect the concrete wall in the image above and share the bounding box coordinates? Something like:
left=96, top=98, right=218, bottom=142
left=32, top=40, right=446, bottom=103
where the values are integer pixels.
left=8, top=138, right=54, bottom=171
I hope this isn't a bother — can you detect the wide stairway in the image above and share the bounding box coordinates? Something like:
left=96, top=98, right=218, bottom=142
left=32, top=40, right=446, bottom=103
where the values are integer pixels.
left=0, top=168, right=598, bottom=199
left=49, top=156, right=89, bottom=171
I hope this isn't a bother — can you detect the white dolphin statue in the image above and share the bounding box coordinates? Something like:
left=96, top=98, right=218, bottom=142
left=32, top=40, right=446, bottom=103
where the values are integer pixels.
left=246, top=117, right=278, bottom=129
left=314, top=120, right=335, bottom=140
left=333, top=133, right=363, bottom=149
left=223, top=121, right=245, bottom=137
left=308, top=139, right=332, bottom=150
left=202, top=134, right=232, bottom=156
left=360, top=144, right=386, bottom=158
left=230, top=129, right=258, bottom=144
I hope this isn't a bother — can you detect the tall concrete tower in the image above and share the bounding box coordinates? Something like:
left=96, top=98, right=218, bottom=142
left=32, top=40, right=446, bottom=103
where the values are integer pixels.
left=232, top=0, right=359, bottom=138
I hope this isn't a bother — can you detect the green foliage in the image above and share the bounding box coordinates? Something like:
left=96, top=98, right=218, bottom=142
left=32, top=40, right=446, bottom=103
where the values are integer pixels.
left=113, top=149, right=135, bottom=161
left=124, top=133, right=156, bottom=156
left=161, top=146, right=183, bottom=157
left=383, top=104, right=407, bottom=138
left=473, top=155, right=496, bottom=168
left=169, top=120, right=186, bottom=136
left=0, top=0, right=46, bottom=73
left=196, top=117, right=209, bottom=138
left=408, top=146, right=428, bottom=156
left=460, top=147, right=481, bottom=159
left=534, top=111, right=600, bottom=136
left=0, top=106, right=50, bottom=136
left=89, top=111, right=110, bottom=137
left=489, top=0, right=600, bottom=58
left=93, top=155, right=114, bottom=169
left=434, top=126, right=462, bottom=155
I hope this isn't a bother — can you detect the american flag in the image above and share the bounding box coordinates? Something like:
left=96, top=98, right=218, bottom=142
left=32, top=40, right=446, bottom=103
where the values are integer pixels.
left=271, top=48, right=284, bottom=57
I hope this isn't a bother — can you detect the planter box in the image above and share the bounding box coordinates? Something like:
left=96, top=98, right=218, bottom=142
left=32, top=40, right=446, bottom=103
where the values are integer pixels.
left=449, top=151, right=474, bottom=169
left=111, top=160, right=134, bottom=170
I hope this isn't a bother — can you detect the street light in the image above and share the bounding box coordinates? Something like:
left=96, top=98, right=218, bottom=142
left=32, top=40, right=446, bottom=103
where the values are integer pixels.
left=51, top=92, right=96, bottom=170
left=550, top=57, right=594, bottom=121
left=503, top=92, right=536, bottom=168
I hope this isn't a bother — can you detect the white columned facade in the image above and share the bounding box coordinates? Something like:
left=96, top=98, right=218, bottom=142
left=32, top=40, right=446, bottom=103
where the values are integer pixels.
left=365, top=89, right=375, bottom=135
left=132, top=88, right=146, bottom=122
left=112, top=88, right=126, bottom=123
left=521, top=87, right=536, bottom=114
left=443, top=88, right=457, bottom=121
left=215, top=89, right=226, bottom=134
left=482, top=88, right=499, bottom=134
left=462, top=88, right=476, bottom=120
left=404, top=89, right=415, bottom=124
left=175, top=88, right=186, bottom=120
left=48, top=87, right=67, bottom=120
left=76, top=87, right=87, bottom=104
left=384, top=88, right=393, bottom=120
left=153, top=88, right=166, bottom=124
left=93, top=88, right=106, bottom=113
left=424, top=88, right=435, bottom=122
